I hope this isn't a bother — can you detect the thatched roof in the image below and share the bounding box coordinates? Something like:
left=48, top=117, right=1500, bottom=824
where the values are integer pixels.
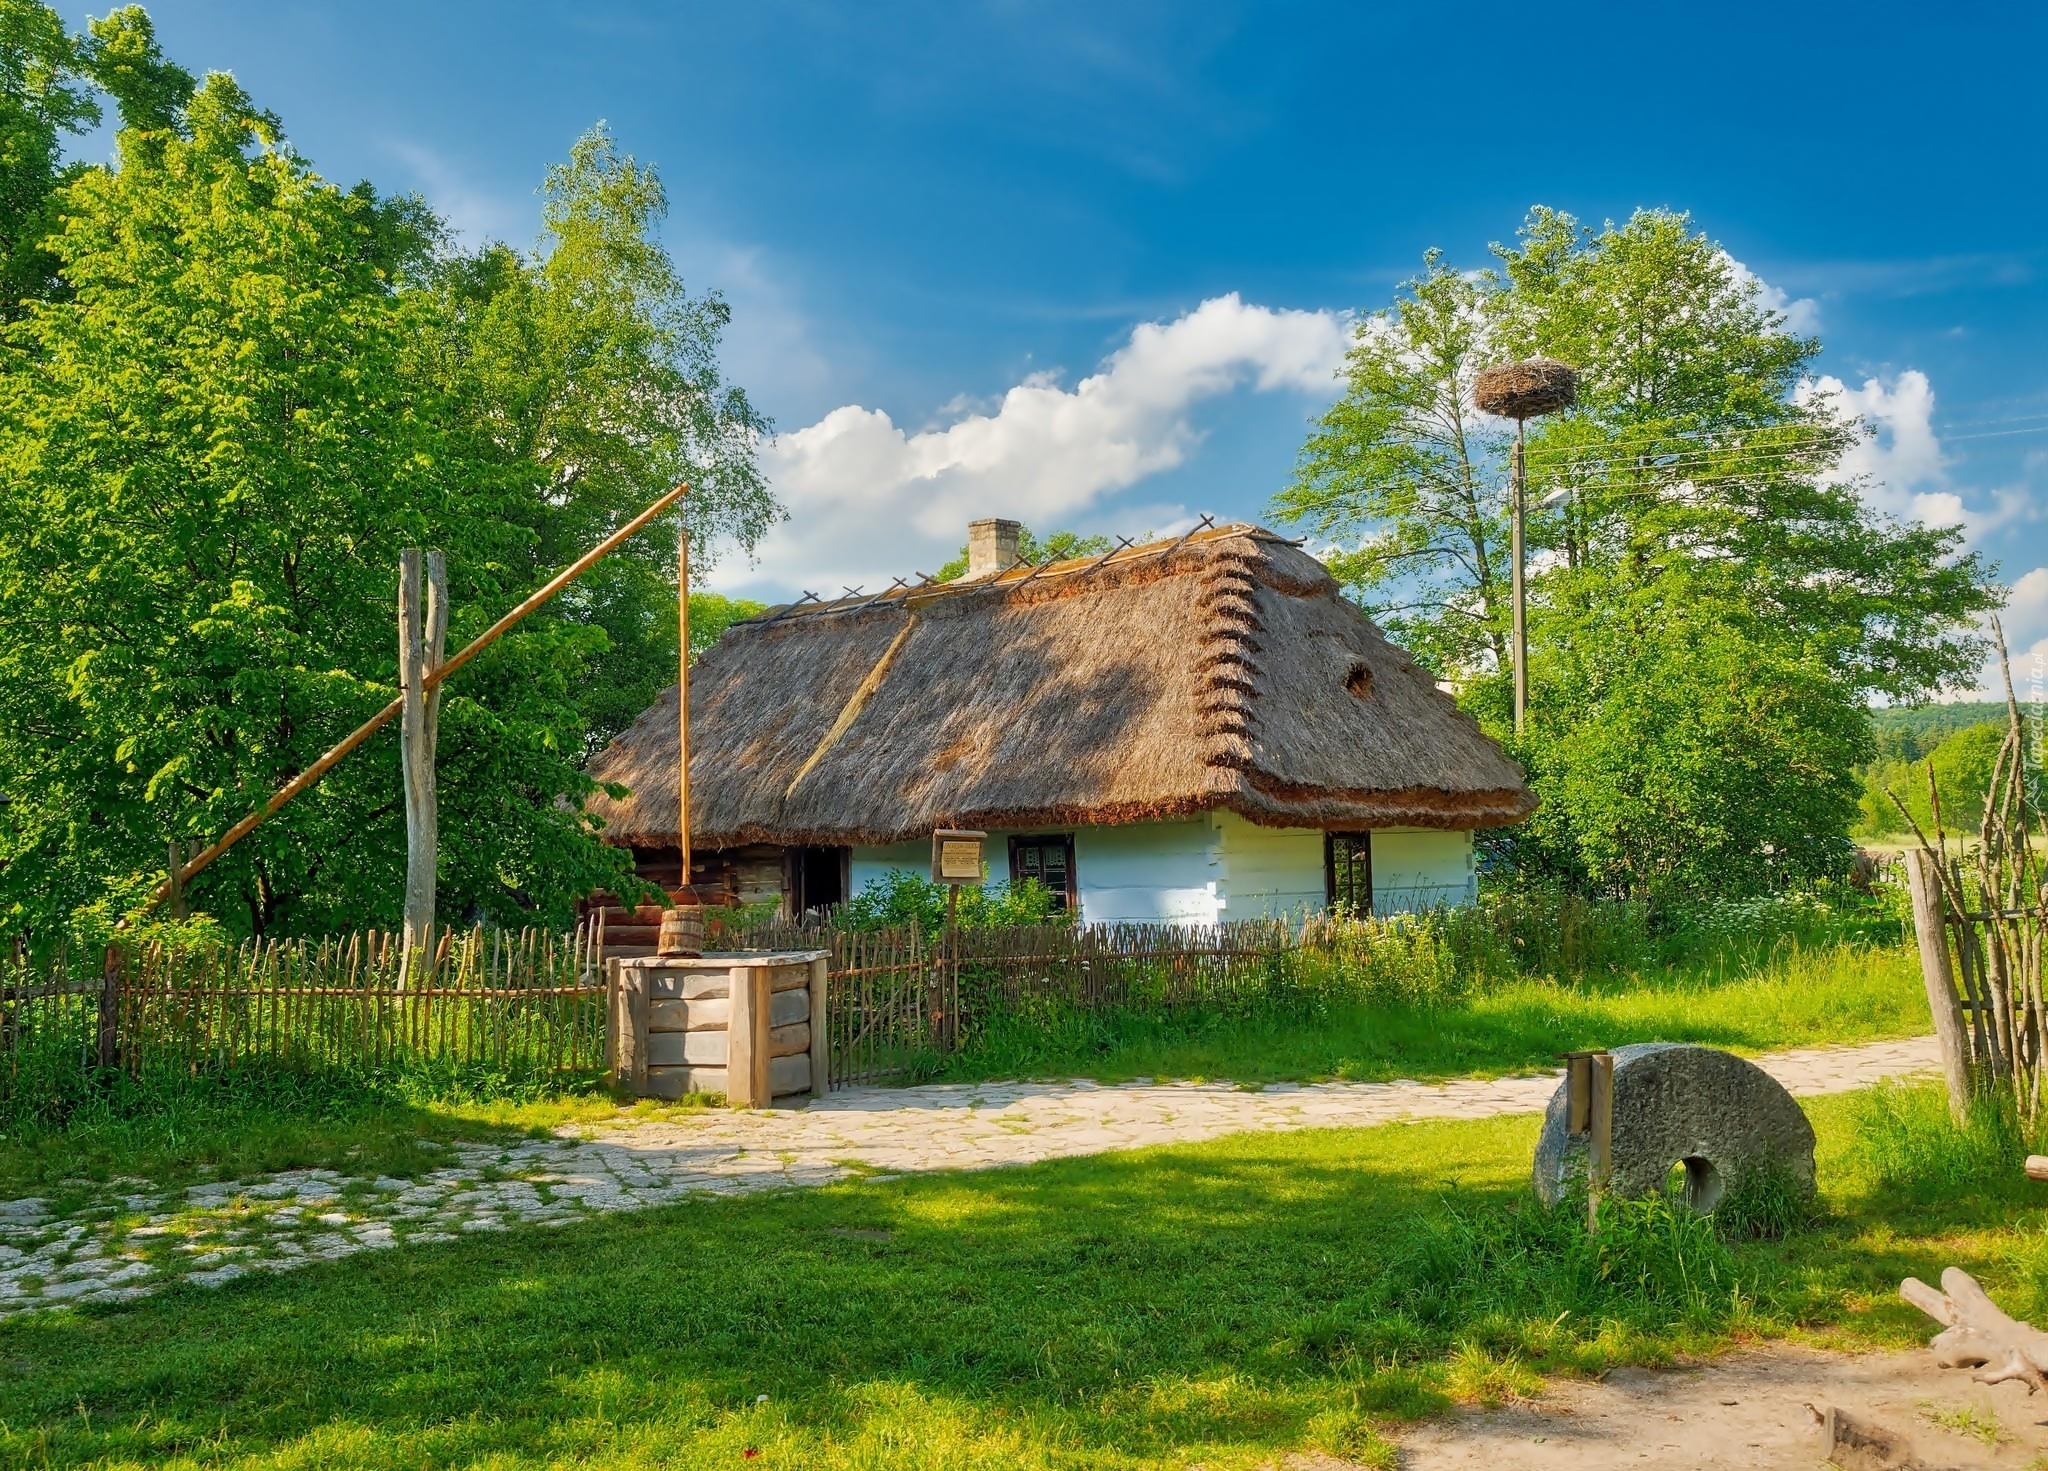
left=585, top=524, right=1534, bottom=849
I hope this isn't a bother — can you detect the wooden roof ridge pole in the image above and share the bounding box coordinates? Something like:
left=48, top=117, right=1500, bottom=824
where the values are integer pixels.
left=145, top=480, right=693, bottom=911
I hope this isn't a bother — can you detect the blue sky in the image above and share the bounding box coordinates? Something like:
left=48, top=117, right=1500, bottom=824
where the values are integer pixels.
left=86, top=2, right=2048, bottom=692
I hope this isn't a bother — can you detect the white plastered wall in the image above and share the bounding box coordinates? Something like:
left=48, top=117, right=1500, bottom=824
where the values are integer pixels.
left=1369, top=827, right=1476, bottom=913
left=848, top=816, right=1477, bottom=923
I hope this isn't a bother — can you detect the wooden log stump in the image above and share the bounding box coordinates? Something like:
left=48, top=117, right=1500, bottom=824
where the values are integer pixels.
left=1900, top=1266, right=2048, bottom=1393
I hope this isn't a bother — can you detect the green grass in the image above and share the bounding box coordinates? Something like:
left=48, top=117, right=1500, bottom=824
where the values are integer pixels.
left=937, top=940, right=1928, bottom=1085
left=0, top=1081, right=2035, bottom=1471
left=0, top=1071, right=708, bottom=1204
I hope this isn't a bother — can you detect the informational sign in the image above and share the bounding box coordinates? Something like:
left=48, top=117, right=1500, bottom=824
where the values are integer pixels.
left=931, top=829, right=988, bottom=885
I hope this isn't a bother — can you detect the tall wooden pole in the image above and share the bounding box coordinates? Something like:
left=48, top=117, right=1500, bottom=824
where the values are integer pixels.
left=400, top=550, right=448, bottom=979
left=677, top=518, right=693, bottom=897
left=1511, top=418, right=1529, bottom=735
left=1907, top=846, right=1975, bottom=1122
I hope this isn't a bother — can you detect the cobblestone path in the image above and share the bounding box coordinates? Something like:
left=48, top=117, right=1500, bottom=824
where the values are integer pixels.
left=0, top=1035, right=1937, bottom=1318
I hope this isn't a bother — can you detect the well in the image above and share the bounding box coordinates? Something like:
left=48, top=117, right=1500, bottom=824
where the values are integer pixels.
left=608, top=950, right=830, bottom=1107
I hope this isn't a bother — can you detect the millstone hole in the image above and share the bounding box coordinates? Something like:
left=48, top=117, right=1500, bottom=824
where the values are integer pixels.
left=1664, top=1155, right=1723, bottom=1213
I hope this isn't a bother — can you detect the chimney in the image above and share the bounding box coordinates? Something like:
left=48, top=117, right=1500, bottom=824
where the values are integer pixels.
left=966, top=518, right=1022, bottom=579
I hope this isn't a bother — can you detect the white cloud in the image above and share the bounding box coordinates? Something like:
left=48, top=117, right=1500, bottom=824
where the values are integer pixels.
left=709, top=293, right=1348, bottom=597
left=380, top=140, right=529, bottom=247
left=1725, top=254, right=1821, bottom=335
left=1810, top=369, right=1960, bottom=527
left=1984, top=565, right=2048, bottom=710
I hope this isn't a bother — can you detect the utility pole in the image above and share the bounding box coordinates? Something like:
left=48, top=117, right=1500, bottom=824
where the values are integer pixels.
left=1473, top=360, right=1579, bottom=735
left=1509, top=419, right=1529, bottom=734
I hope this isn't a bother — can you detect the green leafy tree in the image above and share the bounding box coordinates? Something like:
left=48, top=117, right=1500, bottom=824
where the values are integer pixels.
left=416, top=125, right=774, bottom=754
left=0, top=0, right=94, bottom=316
left=1503, top=613, right=1870, bottom=896
left=1281, top=207, right=2002, bottom=894
left=1855, top=720, right=2043, bottom=839
left=0, top=3, right=190, bottom=319
left=0, top=50, right=773, bottom=939
left=1274, top=251, right=1508, bottom=674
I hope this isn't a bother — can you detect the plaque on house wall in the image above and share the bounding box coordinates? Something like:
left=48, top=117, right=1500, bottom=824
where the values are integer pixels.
left=931, top=829, right=987, bottom=885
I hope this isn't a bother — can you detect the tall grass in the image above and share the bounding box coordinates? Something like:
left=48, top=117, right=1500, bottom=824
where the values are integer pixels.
left=932, top=886, right=1922, bottom=1084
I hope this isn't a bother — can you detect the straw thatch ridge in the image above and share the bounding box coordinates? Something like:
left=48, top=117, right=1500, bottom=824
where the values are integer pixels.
left=586, top=524, right=1534, bottom=849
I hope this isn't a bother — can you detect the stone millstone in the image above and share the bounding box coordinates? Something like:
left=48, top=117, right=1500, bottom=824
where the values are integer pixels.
left=1532, top=1043, right=1816, bottom=1211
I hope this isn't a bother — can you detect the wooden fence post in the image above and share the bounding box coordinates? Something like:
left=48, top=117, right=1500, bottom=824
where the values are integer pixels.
left=607, top=957, right=650, bottom=1096
left=1906, top=848, right=1974, bottom=1122
left=727, top=962, right=770, bottom=1107
left=808, top=954, right=829, bottom=1099
left=97, top=944, right=124, bottom=1073
left=1588, top=1051, right=1614, bottom=1232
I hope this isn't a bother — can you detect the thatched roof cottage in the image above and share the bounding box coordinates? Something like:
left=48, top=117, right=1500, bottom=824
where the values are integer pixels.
left=586, top=519, right=1533, bottom=922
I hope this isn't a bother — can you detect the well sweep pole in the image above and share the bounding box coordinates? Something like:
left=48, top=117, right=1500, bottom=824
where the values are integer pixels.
left=677, top=516, right=692, bottom=896
left=147, top=482, right=692, bottom=910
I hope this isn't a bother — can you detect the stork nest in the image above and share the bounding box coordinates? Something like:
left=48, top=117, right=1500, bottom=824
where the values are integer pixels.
left=1473, top=358, right=1578, bottom=419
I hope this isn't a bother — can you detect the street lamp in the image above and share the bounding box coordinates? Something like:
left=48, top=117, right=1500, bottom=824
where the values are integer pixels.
left=1473, top=359, right=1578, bottom=734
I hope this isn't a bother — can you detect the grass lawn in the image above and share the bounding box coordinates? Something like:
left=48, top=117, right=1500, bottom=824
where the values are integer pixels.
left=0, top=1081, right=2030, bottom=1471
left=935, top=940, right=1929, bottom=1086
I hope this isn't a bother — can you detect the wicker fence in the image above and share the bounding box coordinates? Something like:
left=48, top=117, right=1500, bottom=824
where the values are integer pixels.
left=1, top=923, right=610, bottom=1114
left=2, top=912, right=1477, bottom=1106
left=724, top=918, right=1318, bottom=1086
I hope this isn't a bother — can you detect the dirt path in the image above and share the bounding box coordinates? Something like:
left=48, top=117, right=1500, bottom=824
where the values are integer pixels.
left=1393, top=1345, right=2048, bottom=1468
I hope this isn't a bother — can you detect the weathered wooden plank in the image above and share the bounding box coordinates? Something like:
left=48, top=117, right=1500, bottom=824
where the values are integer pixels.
left=649, top=996, right=731, bottom=1031
left=1907, top=847, right=1974, bottom=1121
left=647, top=971, right=731, bottom=1001
left=649, top=1029, right=728, bottom=1067
left=769, top=988, right=808, bottom=1027
left=768, top=1021, right=810, bottom=1058
left=770, top=1053, right=811, bottom=1097
left=808, top=954, right=829, bottom=1099
left=645, top=1065, right=728, bottom=1099
left=727, top=963, right=770, bottom=1107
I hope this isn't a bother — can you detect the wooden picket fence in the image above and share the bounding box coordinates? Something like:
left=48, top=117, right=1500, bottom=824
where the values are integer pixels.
left=724, top=918, right=1310, bottom=1086
left=0, top=921, right=610, bottom=1110
left=2, top=911, right=1471, bottom=1103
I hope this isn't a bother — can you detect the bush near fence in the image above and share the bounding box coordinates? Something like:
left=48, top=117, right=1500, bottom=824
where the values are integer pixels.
left=732, top=882, right=1908, bottom=1086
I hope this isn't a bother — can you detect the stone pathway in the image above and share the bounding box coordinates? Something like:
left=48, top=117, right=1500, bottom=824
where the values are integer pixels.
left=0, top=1036, right=1938, bottom=1319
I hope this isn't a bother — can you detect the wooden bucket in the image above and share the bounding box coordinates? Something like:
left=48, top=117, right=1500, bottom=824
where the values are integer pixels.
left=658, top=906, right=705, bottom=958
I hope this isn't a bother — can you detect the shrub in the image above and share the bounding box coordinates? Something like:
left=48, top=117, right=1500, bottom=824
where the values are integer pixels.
left=837, top=870, right=1068, bottom=933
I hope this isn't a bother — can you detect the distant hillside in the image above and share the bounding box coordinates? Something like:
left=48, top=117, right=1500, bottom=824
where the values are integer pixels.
left=1869, top=702, right=2013, bottom=763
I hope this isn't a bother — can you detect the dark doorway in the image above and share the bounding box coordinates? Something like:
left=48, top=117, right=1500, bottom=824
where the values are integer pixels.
left=1009, top=834, right=1077, bottom=912
left=1325, top=832, right=1373, bottom=915
left=788, top=846, right=848, bottom=917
